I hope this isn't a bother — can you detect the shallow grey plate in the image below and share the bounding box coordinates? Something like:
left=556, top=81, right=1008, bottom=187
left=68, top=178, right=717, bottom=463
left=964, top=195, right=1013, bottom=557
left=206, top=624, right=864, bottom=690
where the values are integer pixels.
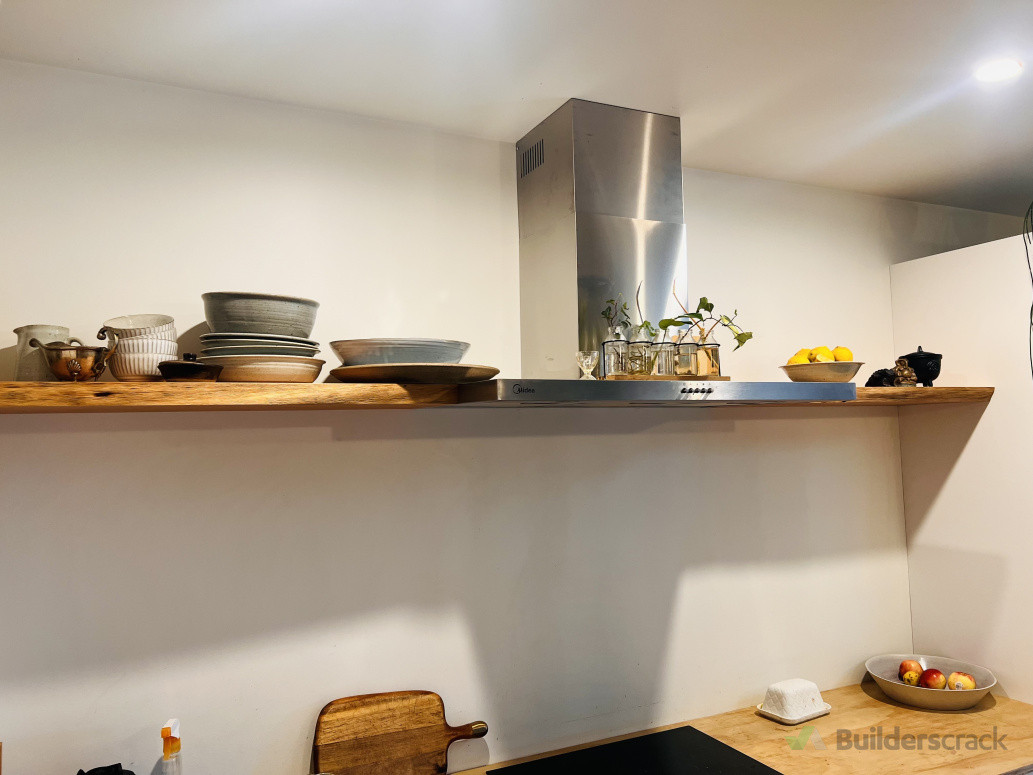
left=865, top=653, right=997, bottom=710
left=329, top=363, right=498, bottom=384
left=200, top=332, right=319, bottom=347
left=200, top=344, right=320, bottom=357
left=330, top=338, right=470, bottom=366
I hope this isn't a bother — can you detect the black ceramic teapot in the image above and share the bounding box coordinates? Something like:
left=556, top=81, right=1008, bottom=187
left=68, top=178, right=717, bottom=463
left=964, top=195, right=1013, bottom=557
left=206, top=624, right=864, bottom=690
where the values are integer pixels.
left=900, top=346, right=942, bottom=387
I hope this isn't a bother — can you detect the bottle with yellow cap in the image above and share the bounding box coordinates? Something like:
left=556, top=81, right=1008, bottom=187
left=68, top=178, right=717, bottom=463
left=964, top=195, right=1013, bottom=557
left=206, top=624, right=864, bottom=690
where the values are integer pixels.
left=161, top=719, right=182, bottom=775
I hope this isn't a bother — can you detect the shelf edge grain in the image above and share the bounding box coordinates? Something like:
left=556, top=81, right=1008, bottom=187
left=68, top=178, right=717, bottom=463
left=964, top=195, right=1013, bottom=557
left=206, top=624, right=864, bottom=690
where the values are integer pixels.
left=852, top=386, right=994, bottom=406
left=0, top=381, right=458, bottom=413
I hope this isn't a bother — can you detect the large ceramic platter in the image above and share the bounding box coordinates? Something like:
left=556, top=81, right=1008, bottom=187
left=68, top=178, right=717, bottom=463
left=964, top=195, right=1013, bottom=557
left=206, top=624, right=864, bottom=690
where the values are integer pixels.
left=198, top=354, right=325, bottom=383
left=329, top=363, right=498, bottom=384
left=200, top=332, right=318, bottom=347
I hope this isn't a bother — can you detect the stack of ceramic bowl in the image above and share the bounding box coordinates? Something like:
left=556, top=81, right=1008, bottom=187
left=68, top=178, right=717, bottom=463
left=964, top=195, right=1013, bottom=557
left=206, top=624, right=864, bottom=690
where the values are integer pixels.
left=198, top=292, right=324, bottom=382
left=99, top=314, right=178, bottom=381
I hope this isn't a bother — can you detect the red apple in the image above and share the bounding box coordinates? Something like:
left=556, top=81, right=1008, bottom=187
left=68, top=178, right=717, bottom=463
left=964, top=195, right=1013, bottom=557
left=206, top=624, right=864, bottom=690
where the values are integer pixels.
left=919, top=668, right=947, bottom=689
left=947, top=671, right=977, bottom=690
left=899, top=660, right=922, bottom=680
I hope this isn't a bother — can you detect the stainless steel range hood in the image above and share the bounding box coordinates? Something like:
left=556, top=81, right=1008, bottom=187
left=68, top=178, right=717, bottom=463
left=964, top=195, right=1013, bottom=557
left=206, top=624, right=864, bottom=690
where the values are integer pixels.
left=458, top=380, right=855, bottom=406
left=515, top=99, right=686, bottom=378
left=476, top=98, right=856, bottom=407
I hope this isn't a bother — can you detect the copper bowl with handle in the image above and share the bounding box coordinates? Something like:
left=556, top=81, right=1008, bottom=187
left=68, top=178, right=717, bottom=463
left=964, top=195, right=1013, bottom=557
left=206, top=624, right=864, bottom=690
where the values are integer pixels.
left=30, top=333, right=118, bottom=381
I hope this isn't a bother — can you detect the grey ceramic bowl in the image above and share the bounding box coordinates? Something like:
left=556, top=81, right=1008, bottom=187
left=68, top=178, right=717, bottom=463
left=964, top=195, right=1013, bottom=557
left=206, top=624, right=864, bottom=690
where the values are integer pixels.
left=202, top=292, right=319, bottom=338
left=329, top=338, right=470, bottom=366
left=865, top=653, right=997, bottom=710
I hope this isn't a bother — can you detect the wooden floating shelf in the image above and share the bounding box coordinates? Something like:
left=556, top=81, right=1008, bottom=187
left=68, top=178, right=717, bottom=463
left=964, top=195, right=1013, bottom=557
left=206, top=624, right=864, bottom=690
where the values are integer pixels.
left=847, top=386, right=994, bottom=406
left=0, top=381, right=458, bottom=413
left=0, top=382, right=993, bottom=414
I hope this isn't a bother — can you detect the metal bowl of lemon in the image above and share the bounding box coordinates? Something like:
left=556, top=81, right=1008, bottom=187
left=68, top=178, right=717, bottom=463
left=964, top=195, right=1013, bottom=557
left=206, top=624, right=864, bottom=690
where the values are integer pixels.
left=781, top=346, right=863, bottom=383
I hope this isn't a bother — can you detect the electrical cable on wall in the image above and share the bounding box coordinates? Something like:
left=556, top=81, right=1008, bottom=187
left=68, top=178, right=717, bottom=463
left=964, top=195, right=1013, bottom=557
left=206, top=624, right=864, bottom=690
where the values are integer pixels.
left=1026, top=199, right=1033, bottom=383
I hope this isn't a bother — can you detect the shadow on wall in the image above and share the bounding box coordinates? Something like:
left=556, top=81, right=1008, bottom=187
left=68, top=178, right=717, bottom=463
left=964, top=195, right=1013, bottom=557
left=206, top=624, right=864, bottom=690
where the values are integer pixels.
left=0, top=406, right=908, bottom=771
left=176, top=322, right=207, bottom=360
left=877, top=201, right=1023, bottom=265
left=905, top=542, right=1009, bottom=690
left=898, top=403, right=989, bottom=540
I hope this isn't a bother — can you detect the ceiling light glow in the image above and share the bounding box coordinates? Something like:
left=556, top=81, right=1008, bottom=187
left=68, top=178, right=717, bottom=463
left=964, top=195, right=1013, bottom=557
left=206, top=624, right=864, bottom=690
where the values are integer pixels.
left=974, top=58, right=1023, bottom=82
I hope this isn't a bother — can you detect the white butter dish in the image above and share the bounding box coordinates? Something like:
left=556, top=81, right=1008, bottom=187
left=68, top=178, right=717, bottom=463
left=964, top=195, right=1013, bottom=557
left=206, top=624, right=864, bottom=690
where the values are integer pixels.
left=757, top=678, right=831, bottom=725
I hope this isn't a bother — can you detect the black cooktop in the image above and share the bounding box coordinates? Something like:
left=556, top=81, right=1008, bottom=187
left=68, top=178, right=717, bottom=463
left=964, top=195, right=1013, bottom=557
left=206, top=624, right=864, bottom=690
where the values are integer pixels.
left=486, top=725, right=781, bottom=774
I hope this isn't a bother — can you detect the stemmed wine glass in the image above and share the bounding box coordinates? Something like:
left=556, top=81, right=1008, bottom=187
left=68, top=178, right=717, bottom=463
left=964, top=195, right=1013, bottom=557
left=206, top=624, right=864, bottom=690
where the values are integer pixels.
left=576, top=350, right=599, bottom=380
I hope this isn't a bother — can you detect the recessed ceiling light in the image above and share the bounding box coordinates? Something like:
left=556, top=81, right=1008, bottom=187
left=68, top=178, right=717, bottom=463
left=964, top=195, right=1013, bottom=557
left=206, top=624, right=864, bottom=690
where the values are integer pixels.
left=973, top=58, right=1023, bottom=82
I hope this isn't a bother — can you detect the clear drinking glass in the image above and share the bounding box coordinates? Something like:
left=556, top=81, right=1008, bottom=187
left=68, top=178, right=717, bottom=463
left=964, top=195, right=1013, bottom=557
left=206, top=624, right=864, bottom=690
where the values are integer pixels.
left=576, top=350, right=599, bottom=379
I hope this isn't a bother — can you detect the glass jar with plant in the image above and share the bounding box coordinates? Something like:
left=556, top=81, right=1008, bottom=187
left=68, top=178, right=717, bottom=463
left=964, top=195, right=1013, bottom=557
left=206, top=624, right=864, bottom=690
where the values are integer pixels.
left=626, top=283, right=659, bottom=376
left=600, top=293, right=631, bottom=377
left=653, top=341, right=676, bottom=375
left=659, top=291, right=753, bottom=378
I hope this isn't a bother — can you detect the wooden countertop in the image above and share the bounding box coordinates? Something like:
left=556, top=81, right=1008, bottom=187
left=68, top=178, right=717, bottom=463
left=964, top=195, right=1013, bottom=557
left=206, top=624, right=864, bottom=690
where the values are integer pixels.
left=457, top=682, right=1033, bottom=774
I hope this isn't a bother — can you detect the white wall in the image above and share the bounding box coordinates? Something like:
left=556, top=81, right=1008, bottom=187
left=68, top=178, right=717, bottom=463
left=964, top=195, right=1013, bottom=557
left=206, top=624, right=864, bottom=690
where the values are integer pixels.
left=0, top=59, right=521, bottom=379
left=681, top=169, right=1023, bottom=381
left=1, top=58, right=1014, bottom=774
left=891, top=235, right=1033, bottom=702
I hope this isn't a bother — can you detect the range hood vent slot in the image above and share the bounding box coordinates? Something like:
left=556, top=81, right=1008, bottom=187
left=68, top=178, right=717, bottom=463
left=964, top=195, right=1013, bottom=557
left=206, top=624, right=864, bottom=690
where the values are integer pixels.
left=519, top=138, right=544, bottom=178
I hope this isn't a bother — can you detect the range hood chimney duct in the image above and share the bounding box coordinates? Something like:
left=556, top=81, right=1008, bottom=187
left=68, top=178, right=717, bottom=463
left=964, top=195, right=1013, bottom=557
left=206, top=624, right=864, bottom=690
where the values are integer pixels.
left=516, top=99, right=686, bottom=378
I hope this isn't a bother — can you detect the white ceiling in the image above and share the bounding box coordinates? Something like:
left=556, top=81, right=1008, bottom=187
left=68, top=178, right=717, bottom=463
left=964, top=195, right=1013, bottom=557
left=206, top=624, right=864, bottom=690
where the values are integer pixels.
left=1, top=0, right=1031, bottom=215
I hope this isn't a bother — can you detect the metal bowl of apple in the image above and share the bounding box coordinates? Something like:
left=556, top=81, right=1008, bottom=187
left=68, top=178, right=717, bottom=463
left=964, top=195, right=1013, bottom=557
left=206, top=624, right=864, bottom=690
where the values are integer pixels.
left=865, top=654, right=997, bottom=710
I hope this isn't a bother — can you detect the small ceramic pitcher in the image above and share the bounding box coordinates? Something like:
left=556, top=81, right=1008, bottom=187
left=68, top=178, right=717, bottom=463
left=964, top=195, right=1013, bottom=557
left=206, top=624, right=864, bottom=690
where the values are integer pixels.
left=13, top=325, right=74, bottom=381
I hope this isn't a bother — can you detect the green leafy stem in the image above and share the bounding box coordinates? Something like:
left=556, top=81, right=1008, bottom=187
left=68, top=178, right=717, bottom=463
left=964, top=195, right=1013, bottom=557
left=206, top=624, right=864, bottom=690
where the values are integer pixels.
left=659, top=295, right=754, bottom=350
left=601, top=292, right=632, bottom=331
left=601, top=283, right=661, bottom=339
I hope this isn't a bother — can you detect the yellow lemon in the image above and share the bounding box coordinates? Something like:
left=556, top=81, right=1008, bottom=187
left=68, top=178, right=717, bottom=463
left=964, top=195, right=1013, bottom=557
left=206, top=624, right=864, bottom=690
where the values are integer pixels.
left=814, top=353, right=835, bottom=363
left=809, top=346, right=834, bottom=362
left=793, top=348, right=811, bottom=359
left=832, top=346, right=854, bottom=362
left=787, top=354, right=810, bottom=365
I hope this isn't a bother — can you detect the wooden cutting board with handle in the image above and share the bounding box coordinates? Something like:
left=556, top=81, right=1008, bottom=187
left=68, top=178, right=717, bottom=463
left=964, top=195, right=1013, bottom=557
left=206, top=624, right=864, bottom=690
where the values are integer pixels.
left=313, top=690, right=488, bottom=775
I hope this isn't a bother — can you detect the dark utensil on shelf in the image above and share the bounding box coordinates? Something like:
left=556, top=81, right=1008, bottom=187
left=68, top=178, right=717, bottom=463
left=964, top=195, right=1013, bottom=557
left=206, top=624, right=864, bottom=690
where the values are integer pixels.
left=157, top=353, right=222, bottom=382
left=865, top=368, right=896, bottom=387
